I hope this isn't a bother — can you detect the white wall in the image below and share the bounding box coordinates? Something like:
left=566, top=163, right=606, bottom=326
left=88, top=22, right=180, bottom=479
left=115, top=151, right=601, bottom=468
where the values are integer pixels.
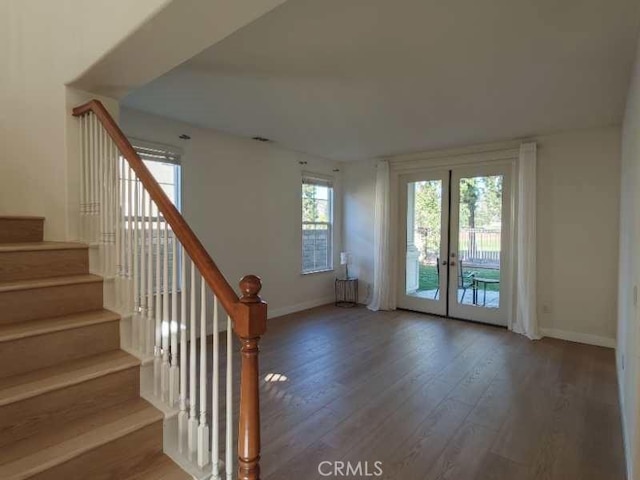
left=0, top=0, right=288, bottom=241
left=120, top=108, right=343, bottom=318
left=344, top=126, right=621, bottom=346
left=72, top=0, right=287, bottom=98
left=537, top=127, right=620, bottom=344
left=618, top=33, right=640, bottom=480
left=343, top=159, right=377, bottom=303
left=0, top=0, right=169, bottom=240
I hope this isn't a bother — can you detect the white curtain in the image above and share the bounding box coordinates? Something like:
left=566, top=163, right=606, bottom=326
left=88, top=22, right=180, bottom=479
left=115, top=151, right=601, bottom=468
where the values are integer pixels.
left=368, top=160, right=396, bottom=311
left=513, top=142, right=540, bottom=339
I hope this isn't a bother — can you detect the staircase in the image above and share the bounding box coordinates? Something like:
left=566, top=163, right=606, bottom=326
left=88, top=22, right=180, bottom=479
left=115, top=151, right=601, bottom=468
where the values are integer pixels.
left=0, top=216, right=190, bottom=479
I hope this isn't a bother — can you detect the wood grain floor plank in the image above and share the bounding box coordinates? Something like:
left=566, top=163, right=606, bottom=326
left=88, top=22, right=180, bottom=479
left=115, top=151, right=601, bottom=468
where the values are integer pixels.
left=424, top=421, right=499, bottom=480
left=474, top=452, right=530, bottom=480
left=366, top=396, right=472, bottom=480
left=210, top=306, right=625, bottom=480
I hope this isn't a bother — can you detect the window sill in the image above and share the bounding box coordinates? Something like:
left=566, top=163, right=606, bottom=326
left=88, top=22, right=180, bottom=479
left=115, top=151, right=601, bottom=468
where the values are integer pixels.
left=301, top=268, right=334, bottom=276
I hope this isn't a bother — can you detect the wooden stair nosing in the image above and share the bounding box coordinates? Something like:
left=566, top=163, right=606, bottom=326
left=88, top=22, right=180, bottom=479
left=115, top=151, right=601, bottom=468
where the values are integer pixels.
left=0, top=309, right=120, bottom=343
left=0, top=350, right=138, bottom=407
left=0, top=400, right=162, bottom=479
left=0, top=242, right=88, bottom=253
left=0, top=274, right=102, bottom=293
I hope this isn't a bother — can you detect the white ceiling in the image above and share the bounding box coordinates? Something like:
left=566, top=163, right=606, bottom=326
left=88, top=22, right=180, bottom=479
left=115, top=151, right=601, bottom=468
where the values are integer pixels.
left=122, top=0, right=640, bottom=161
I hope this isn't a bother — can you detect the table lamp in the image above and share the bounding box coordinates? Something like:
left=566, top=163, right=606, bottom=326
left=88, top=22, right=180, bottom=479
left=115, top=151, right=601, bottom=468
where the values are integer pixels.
left=340, top=252, right=350, bottom=279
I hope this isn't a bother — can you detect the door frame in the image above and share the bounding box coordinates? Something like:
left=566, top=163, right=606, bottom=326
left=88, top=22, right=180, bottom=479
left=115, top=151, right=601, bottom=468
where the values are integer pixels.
left=392, top=152, right=518, bottom=328
left=447, top=163, right=514, bottom=326
left=396, top=170, right=450, bottom=315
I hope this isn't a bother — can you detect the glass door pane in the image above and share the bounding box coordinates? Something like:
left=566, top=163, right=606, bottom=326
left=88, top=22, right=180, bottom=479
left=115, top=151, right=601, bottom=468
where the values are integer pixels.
left=398, top=172, right=449, bottom=316
left=449, top=165, right=511, bottom=326
left=457, top=175, right=503, bottom=308
left=407, top=180, right=442, bottom=300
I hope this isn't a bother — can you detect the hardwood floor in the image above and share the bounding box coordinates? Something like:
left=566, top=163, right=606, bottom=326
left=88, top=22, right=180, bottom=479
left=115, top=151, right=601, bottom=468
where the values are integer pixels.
left=240, top=305, right=625, bottom=480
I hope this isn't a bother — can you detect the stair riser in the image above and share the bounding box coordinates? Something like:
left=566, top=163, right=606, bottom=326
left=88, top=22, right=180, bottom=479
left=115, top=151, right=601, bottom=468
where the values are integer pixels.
left=0, top=249, right=89, bottom=282
left=0, top=281, right=103, bottom=324
left=0, top=321, right=120, bottom=379
left=30, top=420, right=163, bottom=480
left=0, top=219, right=44, bottom=244
left=0, top=367, right=139, bottom=448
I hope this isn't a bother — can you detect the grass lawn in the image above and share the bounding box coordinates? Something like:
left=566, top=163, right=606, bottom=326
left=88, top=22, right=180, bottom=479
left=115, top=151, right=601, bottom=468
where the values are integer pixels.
left=418, top=264, right=500, bottom=291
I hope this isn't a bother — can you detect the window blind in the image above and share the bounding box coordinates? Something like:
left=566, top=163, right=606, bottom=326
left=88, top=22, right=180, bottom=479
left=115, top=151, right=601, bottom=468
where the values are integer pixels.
left=302, top=173, right=333, bottom=188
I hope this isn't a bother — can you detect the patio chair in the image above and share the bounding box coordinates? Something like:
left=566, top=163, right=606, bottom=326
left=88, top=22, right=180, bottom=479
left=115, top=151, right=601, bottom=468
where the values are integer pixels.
left=435, top=258, right=475, bottom=302
left=458, top=260, right=475, bottom=303
left=435, top=257, right=440, bottom=298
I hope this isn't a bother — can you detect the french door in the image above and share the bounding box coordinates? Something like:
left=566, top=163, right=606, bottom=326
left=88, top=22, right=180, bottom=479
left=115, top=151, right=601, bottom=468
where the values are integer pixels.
left=397, top=164, right=512, bottom=326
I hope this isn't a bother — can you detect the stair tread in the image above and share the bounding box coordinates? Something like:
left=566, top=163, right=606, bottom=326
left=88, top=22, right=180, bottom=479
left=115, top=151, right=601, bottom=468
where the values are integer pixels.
left=0, top=350, right=138, bottom=407
left=0, top=241, right=87, bottom=252
left=0, top=273, right=101, bottom=292
left=126, top=454, right=193, bottom=480
left=0, top=216, right=45, bottom=220
left=0, top=309, right=119, bottom=342
left=0, top=398, right=162, bottom=479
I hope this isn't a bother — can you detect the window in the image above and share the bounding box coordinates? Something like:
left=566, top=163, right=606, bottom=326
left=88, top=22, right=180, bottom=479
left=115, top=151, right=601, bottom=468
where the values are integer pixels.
left=134, top=144, right=182, bottom=211
left=127, top=142, right=182, bottom=292
left=302, top=175, right=334, bottom=274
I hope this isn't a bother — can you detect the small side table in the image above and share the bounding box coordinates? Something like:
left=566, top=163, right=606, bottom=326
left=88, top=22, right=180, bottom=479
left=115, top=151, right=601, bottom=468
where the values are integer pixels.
left=472, top=277, right=500, bottom=306
left=335, top=277, right=358, bottom=307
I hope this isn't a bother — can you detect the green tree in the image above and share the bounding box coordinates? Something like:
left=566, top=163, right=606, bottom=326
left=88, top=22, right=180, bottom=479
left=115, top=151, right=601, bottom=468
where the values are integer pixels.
left=303, top=184, right=330, bottom=222
left=302, top=184, right=318, bottom=222
left=460, top=178, right=480, bottom=257
left=414, top=180, right=442, bottom=261
left=460, top=178, right=480, bottom=228
left=481, top=175, right=503, bottom=226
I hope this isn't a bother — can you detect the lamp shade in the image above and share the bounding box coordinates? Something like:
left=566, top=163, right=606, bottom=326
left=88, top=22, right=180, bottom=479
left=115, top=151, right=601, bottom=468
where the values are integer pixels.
left=340, top=252, right=349, bottom=265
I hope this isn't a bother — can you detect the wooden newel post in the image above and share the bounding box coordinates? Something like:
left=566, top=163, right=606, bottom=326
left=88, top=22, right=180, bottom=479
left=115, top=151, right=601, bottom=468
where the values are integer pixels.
left=235, top=275, right=267, bottom=480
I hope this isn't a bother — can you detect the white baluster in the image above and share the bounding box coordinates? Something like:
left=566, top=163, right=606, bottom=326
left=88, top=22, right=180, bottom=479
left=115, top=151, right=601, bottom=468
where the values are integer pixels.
left=212, top=297, right=220, bottom=478
left=121, top=163, right=127, bottom=311
left=188, top=262, right=198, bottom=460
left=93, top=114, right=100, bottom=244
left=178, top=247, right=188, bottom=453
left=169, top=231, right=179, bottom=406
left=154, top=212, right=162, bottom=397
left=226, top=313, right=233, bottom=480
left=99, top=126, right=106, bottom=275
left=147, top=195, right=154, bottom=356
left=139, top=186, right=147, bottom=353
left=89, top=114, right=97, bottom=243
left=85, top=114, right=93, bottom=243
left=80, top=115, right=88, bottom=241
left=104, top=139, right=112, bottom=278
left=162, top=220, right=170, bottom=402
left=198, top=278, right=210, bottom=467
left=127, top=165, right=134, bottom=314
left=132, top=170, right=140, bottom=350
left=109, top=140, right=117, bottom=278
left=120, top=160, right=127, bottom=310
left=115, top=156, right=122, bottom=306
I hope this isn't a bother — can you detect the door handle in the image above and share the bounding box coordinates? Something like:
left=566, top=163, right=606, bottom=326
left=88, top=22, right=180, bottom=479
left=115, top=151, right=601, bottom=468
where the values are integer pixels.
left=450, top=260, right=457, bottom=266
left=441, top=260, right=448, bottom=266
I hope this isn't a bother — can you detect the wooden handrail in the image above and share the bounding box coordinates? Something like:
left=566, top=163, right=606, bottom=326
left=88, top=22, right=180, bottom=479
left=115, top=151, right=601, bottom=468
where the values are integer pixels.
left=73, top=100, right=267, bottom=480
left=73, top=100, right=243, bottom=316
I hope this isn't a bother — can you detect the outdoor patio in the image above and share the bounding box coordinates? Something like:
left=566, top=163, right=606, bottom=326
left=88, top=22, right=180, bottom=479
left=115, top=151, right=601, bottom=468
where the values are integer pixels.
left=412, top=288, right=500, bottom=308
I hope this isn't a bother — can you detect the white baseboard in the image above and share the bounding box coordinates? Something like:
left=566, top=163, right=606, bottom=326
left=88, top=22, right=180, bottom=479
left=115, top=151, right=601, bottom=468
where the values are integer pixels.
left=539, top=328, right=616, bottom=348
left=268, top=295, right=335, bottom=319
left=617, top=355, right=633, bottom=480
